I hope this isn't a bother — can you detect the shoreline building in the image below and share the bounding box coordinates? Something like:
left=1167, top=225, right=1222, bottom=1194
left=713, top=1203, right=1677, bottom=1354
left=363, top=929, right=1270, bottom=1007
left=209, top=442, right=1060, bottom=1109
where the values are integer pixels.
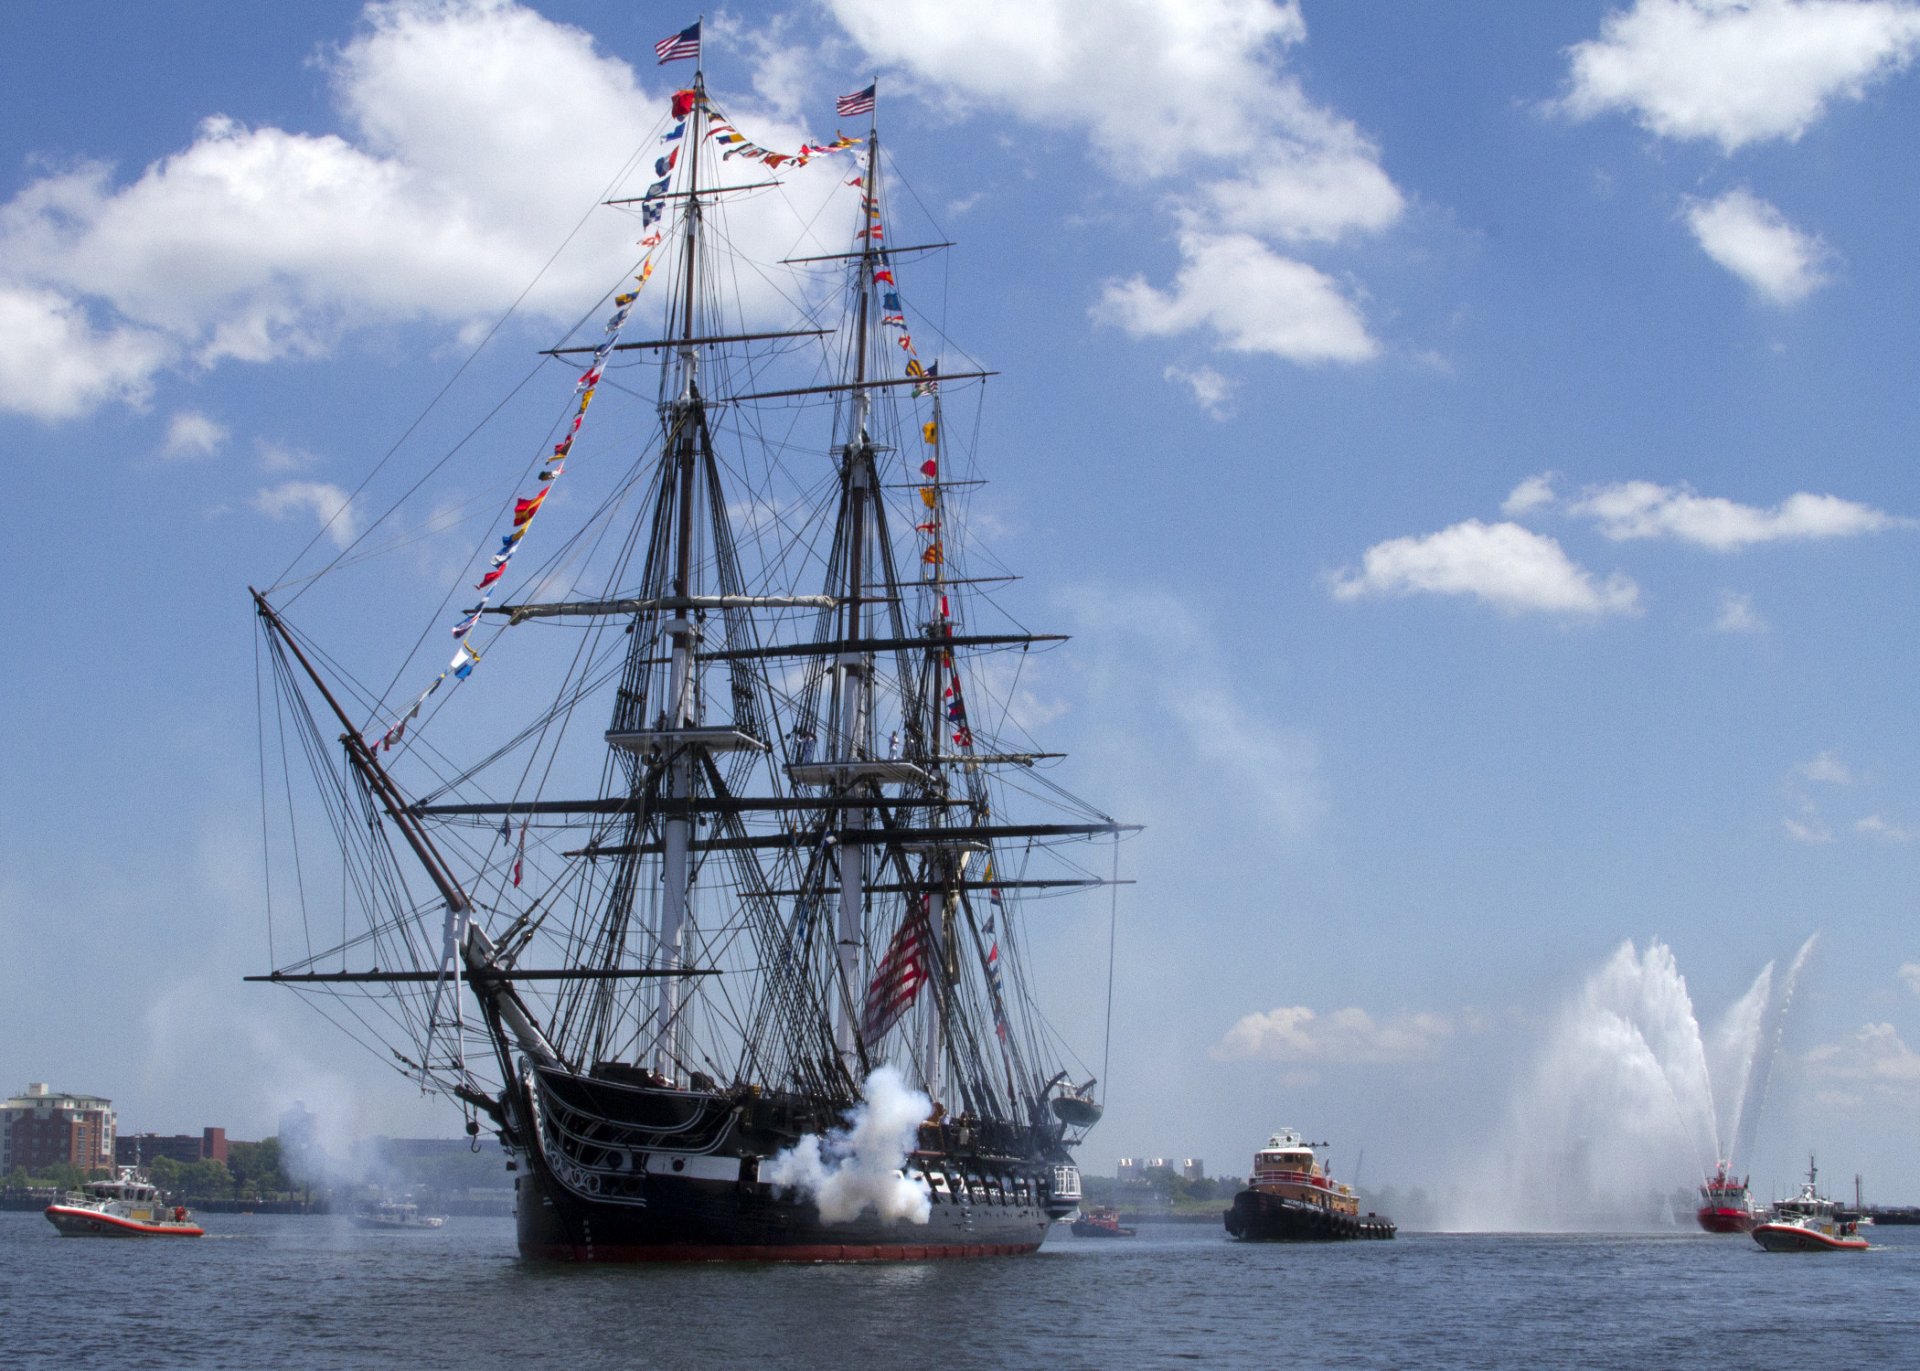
left=1, top=1083, right=116, bottom=1176
left=116, top=1127, right=229, bottom=1168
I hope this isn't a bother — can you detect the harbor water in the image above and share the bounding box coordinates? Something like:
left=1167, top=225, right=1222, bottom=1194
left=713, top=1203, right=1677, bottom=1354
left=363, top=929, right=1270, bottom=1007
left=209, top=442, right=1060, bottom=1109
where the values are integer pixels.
left=6, top=1212, right=1918, bottom=1368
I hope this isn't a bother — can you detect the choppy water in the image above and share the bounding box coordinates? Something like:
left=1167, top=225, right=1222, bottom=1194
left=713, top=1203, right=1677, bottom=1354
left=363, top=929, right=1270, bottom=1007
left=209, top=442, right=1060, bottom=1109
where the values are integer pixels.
left=6, top=1212, right=1918, bottom=1369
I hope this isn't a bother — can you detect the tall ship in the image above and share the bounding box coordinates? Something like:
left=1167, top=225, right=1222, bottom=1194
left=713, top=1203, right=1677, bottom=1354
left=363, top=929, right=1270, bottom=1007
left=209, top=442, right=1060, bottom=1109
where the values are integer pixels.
left=1224, top=1129, right=1396, bottom=1241
left=251, top=40, right=1133, bottom=1262
left=1695, top=1160, right=1758, bottom=1234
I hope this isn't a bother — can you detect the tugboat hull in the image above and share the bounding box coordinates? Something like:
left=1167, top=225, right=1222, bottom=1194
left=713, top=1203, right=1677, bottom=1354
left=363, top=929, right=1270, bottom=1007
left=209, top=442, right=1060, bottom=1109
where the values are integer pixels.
left=1224, top=1189, right=1396, bottom=1241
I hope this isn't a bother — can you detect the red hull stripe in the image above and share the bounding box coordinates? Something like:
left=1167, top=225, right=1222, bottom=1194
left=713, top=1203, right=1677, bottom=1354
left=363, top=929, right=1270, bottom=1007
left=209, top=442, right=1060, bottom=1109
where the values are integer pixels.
left=45, top=1206, right=205, bottom=1237
left=524, top=1240, right=1041, bottom=1263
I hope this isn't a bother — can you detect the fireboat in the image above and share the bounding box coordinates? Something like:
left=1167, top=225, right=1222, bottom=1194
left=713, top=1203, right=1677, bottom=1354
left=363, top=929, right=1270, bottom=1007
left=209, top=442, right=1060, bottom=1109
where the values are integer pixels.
left=1696, top=1161, right=1758, bottom=1234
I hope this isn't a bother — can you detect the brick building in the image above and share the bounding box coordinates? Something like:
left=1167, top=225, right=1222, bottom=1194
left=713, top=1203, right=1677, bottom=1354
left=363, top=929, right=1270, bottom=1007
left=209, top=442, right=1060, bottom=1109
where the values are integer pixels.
left=116, top=1127, right=229, bottom=1168
left=1, top=1083, right=117, bottom=1175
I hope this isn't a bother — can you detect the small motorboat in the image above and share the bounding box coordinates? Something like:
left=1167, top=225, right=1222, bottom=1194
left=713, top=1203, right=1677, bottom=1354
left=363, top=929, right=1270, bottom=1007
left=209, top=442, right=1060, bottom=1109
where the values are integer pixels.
left=352, top=1199, right=447, bottom=1230
left=1752, top=1158, right=1868, bottom=1253
left=1069, top=1206, right=1135, bottom=1238
left=45, top=1170, right=204, bottom=1237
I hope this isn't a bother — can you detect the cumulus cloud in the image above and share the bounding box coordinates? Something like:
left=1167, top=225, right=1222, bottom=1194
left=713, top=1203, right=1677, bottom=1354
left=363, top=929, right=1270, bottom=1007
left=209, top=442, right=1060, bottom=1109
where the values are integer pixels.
left=254, top=480, right=358, bottom=548
left=1900, top=962, right=1920, bottom=993
left=0, top=0, right=848, bottom=420
left=1802, top=1022, right=1920, bottom=1099
left=162, top=409, right=228, bottom=460
left=1797, top=750, right=1853, bottom=784
left=1098, top=229, right=1376, bottom=362
left=1502, top=473, right=1558, bottom=517
left=1328, top=518, right=1642, bottom=616
left=1210, top=1004, right=1452, bottom=1064
left=0, top=284, right=173, bottom=420
left=1712, top=589, right=1766, bottom=633
left=1567, top=479, right=1909, bottom=548
left=1560, top=0, right=1920, bottom=152
left=1782, top=817, right=1834, bottom=843
left=1856, top=814, right=1917, bottom=842
left=1683, top=189, right=1830, bottom=303
left=1163, top=364, right=1236, bottom=419
left=826, top=0, right=1399, bottom=365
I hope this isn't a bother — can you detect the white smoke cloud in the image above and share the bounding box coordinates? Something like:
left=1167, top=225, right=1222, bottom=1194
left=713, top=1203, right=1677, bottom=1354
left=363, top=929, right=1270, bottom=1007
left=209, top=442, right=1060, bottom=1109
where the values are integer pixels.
left=763, top=1065, right=932, bottom=1225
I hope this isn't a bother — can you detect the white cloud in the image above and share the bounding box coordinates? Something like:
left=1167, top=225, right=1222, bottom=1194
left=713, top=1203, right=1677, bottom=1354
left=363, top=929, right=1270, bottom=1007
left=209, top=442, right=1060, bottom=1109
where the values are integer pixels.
left=1502, top=472, right=1558, bottom=517
left=1163, top=364, right=1236, bottom=419
left=1712, top=589, right=1766, bottom=633
left=1567, top=479, right=1909, bottom=548
left=1097, top=229, right=1377, bottom=362
left=253, top=480, right=357, bottom=549
left=1561, top=0, right=1920, bottom=152
left=162, top=409, right=228, bottom=460
left=826, top=0, right=1399, bottom=366
left=1802, top=1022, right=1920, bottom=1099
left=1900, top=962, right=1920, bottom=993
left=0, top=1, right=849, bottom=419
left=1683, top=189, right=1830, bottom=304
left=257, top=440, right=317, bottom=473
left=1782, top=816, right=1835, bottom=843
left=1061, top=584, right=1321, bottom=837
left=1857, top=814, right=1917, bottom=842
left=1210, top=1004, right=1452, bottom=1064
left=1798, top=751, right=1855, bottom=785
left=1329, top=518, right=1642, bottom=616
left=0, top=284, right=173, bottom=420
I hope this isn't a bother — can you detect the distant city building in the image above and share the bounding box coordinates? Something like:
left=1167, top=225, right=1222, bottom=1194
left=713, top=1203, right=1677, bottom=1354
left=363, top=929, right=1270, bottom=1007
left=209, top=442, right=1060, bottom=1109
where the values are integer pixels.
left=1, top=1083, right=116, bottom=1175
left=1144, top=1157, right=1169, bottom=1173
left=116, top=1127, right=228, bottom=1168
left=1117, top=1158, right=1141, bottom=1182
left=1182, top=1158, right=1205, bottom=1181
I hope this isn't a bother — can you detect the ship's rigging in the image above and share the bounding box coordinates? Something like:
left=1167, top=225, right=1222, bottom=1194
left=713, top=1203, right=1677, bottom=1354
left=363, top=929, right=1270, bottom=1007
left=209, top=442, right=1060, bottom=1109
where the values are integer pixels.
left=252, top=62, right=1135, bottom=1174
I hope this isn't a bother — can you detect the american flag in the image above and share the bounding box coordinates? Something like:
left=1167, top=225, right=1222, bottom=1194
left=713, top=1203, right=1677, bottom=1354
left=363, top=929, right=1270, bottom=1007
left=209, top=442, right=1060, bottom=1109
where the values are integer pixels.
left=655, top=21, right=700, bottom=64
left=836, top=83, right=876, bottom=117
left=862, top=902, right=929, bottom=1040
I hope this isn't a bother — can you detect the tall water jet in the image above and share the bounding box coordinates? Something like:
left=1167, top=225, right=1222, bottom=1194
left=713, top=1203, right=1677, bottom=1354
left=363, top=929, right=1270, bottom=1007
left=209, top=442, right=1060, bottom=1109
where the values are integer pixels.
left=1453, top=936, right=1814, bottom=1231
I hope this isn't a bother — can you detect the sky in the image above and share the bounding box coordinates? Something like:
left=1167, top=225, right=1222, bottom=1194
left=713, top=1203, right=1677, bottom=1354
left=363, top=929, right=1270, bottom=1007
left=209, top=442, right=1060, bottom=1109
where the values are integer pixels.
left=5, top=0, right=1920, bottom=1215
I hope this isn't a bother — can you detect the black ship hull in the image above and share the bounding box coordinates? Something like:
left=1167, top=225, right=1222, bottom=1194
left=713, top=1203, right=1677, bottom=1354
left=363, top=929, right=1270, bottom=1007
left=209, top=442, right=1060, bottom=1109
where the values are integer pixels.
left=1224, top=1189, right=1396, bottom=1241
left=507, top=1063, right=1068, bottom=1262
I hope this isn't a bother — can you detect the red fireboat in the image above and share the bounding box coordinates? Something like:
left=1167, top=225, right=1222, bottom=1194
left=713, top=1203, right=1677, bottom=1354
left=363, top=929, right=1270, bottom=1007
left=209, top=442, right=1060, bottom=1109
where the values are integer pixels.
left=1696, top=1161, right=1758, bottom=1234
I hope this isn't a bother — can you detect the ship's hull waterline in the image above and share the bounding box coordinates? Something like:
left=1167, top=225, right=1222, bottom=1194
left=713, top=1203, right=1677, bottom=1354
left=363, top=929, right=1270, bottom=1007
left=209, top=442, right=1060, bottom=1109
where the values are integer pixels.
left=509, top=1065, right=1065, bottom=1262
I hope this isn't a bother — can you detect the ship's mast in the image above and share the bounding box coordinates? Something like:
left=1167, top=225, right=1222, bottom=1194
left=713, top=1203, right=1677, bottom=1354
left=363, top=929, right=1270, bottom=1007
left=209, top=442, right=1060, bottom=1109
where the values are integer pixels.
left=831, top=122, right=880, bottom=1072
left=652, top=67, right=709, bottom=1082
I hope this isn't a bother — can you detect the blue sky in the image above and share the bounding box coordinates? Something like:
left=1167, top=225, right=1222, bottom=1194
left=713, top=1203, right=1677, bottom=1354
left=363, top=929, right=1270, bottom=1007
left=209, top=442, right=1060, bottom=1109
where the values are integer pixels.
left=5, top=0, right=1920, bottom=1213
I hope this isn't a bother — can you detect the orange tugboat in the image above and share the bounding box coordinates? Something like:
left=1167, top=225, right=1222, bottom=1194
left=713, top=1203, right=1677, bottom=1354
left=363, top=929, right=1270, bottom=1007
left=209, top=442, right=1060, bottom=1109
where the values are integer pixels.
left=1696, top=1161, right=1759, bottom=1234
left=1069, top=1206, right=1135, bottom=1238
left=1224, top=1129, right=1395, bottom=1241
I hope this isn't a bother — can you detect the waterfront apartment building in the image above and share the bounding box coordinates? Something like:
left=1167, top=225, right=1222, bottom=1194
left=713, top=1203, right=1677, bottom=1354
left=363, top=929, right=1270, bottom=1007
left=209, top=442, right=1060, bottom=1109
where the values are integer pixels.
left=1, top=1083, right=117, bottom=1175
left=116, top=1127, right=229, bottom=1168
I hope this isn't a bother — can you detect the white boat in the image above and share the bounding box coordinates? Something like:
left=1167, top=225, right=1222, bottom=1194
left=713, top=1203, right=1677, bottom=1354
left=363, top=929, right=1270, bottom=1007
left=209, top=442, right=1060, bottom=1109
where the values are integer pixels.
left=352, top=1200, right=447, bottom=1230
left=44, top=1169, right=205, bottom=1238
left=1751, top=1157, right=1868, bottom=1253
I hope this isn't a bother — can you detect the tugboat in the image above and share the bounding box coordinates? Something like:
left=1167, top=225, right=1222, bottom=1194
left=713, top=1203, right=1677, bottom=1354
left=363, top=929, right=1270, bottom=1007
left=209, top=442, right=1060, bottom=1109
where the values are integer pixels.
left=1696, top=1161, right=1759, bottom=1234
left=44, top=1169, right=205, bottom=1238
left=1069, top=1206, right=1135, bottom=1238
left=1751, top=1157, right=1868, bottom=1252
left=1224, top=1129, right=1395, bottom=1241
